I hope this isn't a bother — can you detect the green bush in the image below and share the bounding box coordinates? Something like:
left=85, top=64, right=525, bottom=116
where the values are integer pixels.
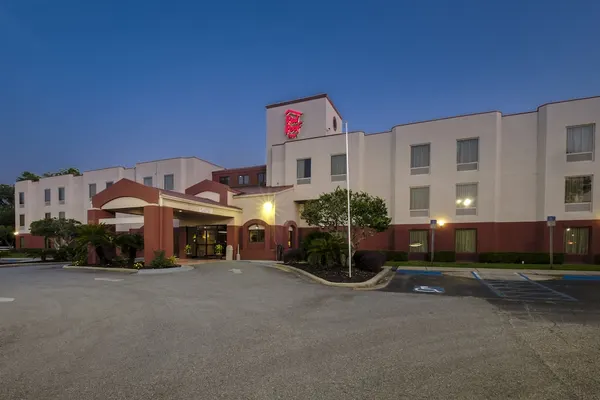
left=301, top=231, right=332, bottom=255
left=428, top=251, right=456, bottom=262
left=283, top=248, right=304, bottom=264
left=382, top=251, right=408, bottom=262
left=22, top=248, right=57, bottom=261
left=353, top=250, right=386, bottom=272
left=149, top=250, right=177, bottom=269
left=479, top=252, right=564, bottom=265
left=306, top=234, right=347, bottom=267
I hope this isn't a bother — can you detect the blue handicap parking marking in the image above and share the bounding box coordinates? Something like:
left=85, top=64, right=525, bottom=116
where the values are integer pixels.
left=562, top=275, right=600, bottom=281
left=413, top=285, right=445, bottom=294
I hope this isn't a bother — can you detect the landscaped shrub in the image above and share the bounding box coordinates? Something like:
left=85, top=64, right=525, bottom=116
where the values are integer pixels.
left=283, top=248, right=304, bottom=264
left=426, top=251, right=456, bottom=262
left=382, top=251, right=408, bottom=262
left=307, top=234, right=346, bottom=267
left=479, top=252, right=564, bottom=265
left=22, top=248, right=57, bottom=261
left=301, top=231, right=332, bottom=254
left=149, top=250, right=177, bottom=269
left=353, top=250, right=386, bottom=272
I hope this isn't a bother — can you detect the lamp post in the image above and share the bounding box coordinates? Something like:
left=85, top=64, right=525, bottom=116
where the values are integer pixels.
left=547, top=216, right=556, bottom=269
left=345, top=121, right=352, bottom=278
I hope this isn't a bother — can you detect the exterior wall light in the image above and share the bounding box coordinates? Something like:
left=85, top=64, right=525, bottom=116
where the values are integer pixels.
left=437, top=220, right=446, bottom=227
left=263, top=201, right=273, bottom=213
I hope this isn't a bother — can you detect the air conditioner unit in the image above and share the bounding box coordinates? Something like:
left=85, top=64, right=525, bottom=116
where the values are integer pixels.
left=297, top=178, right=311, bottom=185
left=566, top=152, right=593, bottom=162
left=331, top=174, right=346, bottom=182
left=456, top=208, right=477, bottom=216
left=411, top=167, right=430, bottom=175
left=457, top=162, right=478, bottom=171
left=410, top=209, right=429, bottom=217
left=565, top=203, right=592, bottom=212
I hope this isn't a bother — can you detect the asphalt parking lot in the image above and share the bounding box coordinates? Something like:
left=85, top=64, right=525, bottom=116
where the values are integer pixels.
left=1, top=263, right=599, bottom=399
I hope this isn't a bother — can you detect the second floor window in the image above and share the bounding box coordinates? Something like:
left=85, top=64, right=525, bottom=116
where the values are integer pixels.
left=18, top=192, right=24, bottom=207
left=19, top=214, right=25, bottom=227
left=297, top=158, right=311, bottom=184
left=219, top=176, right=230, bottom=185
left=238, top=175, right=250, bottom=185
left=410, top=144, right=430, bottom=174
left=106, top=181, right=113, bottom=189
left=565, top=176, right=593, bottom=212
left=164, top=174, right=174, bottom=190
left=143, top=177, right=153, bottom=187
left=331, top=154, right=347, bottom=181
left=44, top=189, right=51, bottom=205
left=457, top=138, right=479, bottom=171
left=409, top=186, right=430, bottom=217
left=89, top=183, right=97, bottom=199
left=258, top=172, right=266, bottom=186
left=58, top=187, right=65, bottom=203
left=456, top=183, right=478, bottom=215
left=566, top=124, right=594, bottom=162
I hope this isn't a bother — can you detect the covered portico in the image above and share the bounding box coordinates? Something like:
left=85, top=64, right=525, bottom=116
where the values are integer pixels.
left=89, top=179, right=242, bottom=263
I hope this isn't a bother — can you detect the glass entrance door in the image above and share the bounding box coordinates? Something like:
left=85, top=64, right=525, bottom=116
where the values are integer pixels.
left=188, top=225, right=227, bottom=258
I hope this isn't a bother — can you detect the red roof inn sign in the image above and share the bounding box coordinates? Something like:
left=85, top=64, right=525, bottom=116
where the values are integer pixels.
left=284, top=109, right=303, bottom=139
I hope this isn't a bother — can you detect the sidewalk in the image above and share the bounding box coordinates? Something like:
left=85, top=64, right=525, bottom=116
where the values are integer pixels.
left=394, top=266, right=600, bottom=276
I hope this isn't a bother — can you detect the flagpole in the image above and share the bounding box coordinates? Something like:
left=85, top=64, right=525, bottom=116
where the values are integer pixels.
left=345, top=121, right=352, bottom=278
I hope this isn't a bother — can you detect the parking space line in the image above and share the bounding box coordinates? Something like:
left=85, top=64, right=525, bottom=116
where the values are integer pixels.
left=517, top=273, right=577, bottom=302
left=94, top=278, right=124, bottom=282
left=0, top=297, right=15, bottom=302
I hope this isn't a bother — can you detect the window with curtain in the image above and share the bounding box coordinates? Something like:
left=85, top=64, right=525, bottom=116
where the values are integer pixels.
left=44, top=189, right=51, bottom=204
left=19, top=214, right=25, bottom=227
left=456, top=183, right=478, bottom=214
left=409, top=187, right=430, bottom=217
left=143, top=177, right=153, bottom=187
left=566, top=124, right=594, bottom=155
left=565, top=176, right=592, bottom=203
left=59, top=212, right=65, bottom=219
left=297, top=158, right=312, bottom=184
left=455, top=229, right=476, bottom=253
left=164, top=174, right=174, bottom=190
left=411, top=144, right=430, bottom=170
left=45, top=212, right=51, bottom=220
left=58, top=187, right=65, bottom=203
left=331, top=154, right=347, bottom=181
left=89, top=183, right=97, bottom=199
left=238, top=175, right=249, bottom=185
left=564, top=227, right=589, bottom=255
left=18, top=192, right=24, bottom=206
left=457, top=138, right=479, bottom=170
left=409, top=230, right=428, bottom=252
left=248, top=224, right=265, bottom=243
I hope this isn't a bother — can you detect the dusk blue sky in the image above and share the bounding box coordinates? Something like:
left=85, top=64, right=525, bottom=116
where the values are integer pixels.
left=1, top=0, right=599, bottom=183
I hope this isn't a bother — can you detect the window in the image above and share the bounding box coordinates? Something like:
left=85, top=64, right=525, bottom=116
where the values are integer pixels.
left=411, top=144, right=430, bottom=175
left=18, top=192, right=24, bottom=208
left=409, top=230, right=428, bottom=252
left=19, top=236, right=25, bottom=248
left=288, top=226, right=294, bottom=248
left=565, top=176, right=593, bottom=212
left=19, top=214, right=25, bottom=227
left=44, top=189, right=51, bottom=205
left=106, top=181, right=113, bottom=189
left=330, top=154, right=347, bottom=181
left=164, top=174, right=174, bottom=190
left=564, top=227, right=590, bottom=255
left=238, top=175, right=250, bottom=185
left=59, top=211, right=65, bottom=219
left=297, top=158, right=311, bottom=184
left=248, top=224, right=265, bottom=243
left=258, top=172, right=266, bottom=186
left=456, top=183, right=478, bottom=215
left=143, top=177, right=153, bottom=187
left=457, top=138, right=479, bottom=171
left=45, top=212, right=51, bottom=219
left=89, top=183, right=97, bottom=199
left=455, top=229, right=477, bottom=253
left=566, top=124, right=595, bottom=162
left=409, top=187, right=430, bottom=217
left=58, top=187, right=65, bottom=204
left=219, top=176, right=230, bottom=185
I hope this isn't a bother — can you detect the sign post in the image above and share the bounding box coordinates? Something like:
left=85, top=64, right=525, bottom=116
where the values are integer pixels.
left=430, top=220, right=437, bottom=263
left=547, top=216, right=556, bottom=269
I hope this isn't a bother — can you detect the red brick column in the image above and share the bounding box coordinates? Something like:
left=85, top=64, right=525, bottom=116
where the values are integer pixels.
left=143, top=206, right=174, bottom=263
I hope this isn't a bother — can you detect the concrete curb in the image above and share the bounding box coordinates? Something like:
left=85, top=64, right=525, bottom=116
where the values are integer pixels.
left=62, top=265, right=138, bottom=274
left=392, top=266, right=600, bottom=276
left=137, top=266, right=194, bottom=275
left=0, top=261, right=66, bottom=268
left=269, top=264, right=393, bottom=288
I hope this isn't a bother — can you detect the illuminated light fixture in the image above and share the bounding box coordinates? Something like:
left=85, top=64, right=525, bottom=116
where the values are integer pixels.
left=409, top=243, right=422, bottom=247
left=437, top=220, right=446, bottom=227
left=463, top=198, right=472, bottom=207
left=566, top=228, right=571, bottom=232
left=14, top=231, right=19, bottom=236
left=263, top=201, right=273, bottom=213
left=456, top=199, right=462, bottom=205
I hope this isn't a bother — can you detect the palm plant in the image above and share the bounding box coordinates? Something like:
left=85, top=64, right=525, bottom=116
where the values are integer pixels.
left=75, top=224, right=113, bottom=265
left=114, top=233, right=144, bottom=266
left=306, top=233, right=347, bottom=267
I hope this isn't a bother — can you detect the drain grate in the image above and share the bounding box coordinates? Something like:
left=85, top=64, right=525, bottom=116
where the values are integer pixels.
left=472, top=272, right=577, bottom=302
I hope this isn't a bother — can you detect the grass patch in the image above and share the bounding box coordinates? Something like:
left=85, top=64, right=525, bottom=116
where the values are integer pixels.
left=0, top=252, right=29, bottom=259
left=385, top=261, right=600, bottom=271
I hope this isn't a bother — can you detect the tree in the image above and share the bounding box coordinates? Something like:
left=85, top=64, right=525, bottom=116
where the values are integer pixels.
left=301, top=187, right=392, bottom=254
left=0, top=226, right=14, bottom=247
left=0, top=184, right=15, bottom=228
left=114, top=233, right=144, bottom=266
left=42, top=168, right=82, bottom=178
left=30, top=218, right=81, bottom=249
left=16, top=171, right=40, bottom=182
left=75, top=224, right=113, bottom=265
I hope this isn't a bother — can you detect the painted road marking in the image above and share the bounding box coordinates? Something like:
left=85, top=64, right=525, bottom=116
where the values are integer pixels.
left=94, top=278, right=124, bottom=282
left=562, top=275, right=600, bottom=281
left=0, top=297, right=15, bottom=302
left=413, top=285, right=445, bottom=294
left=229, top=269, right=242, bottom=274
left=472, top=271, right=576, bottom=302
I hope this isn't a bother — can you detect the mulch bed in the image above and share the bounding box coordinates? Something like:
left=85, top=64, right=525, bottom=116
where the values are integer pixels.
left=286, top=263, right=380, bottom=283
